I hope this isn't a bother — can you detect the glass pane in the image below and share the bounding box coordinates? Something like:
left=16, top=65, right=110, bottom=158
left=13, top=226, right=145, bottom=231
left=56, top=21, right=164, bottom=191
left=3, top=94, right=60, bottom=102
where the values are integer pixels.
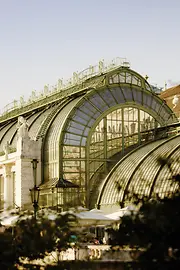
left=68, top=126, right=84, bottom=135
left=151, top=99, right=158, bottom=110
left=132, top=75, right=141, bottom=86
left=88, top=118, right=96, bottom=127
left=133, top=88, right=142, bottom=104
left=122, top=87, right=133, bottom=101
left=79, top=102, right=97, bottom=115
left=81, top=137, right=86, bottom=146
left=92, top=111, right=101, bottom=119
left=126, top=73, right=132, bottom=84
left=155, top=103, right=161, bottom=114
left=83, top=126, right=90, bottom=136
left=111, top=87, right=125, bottom=103
left=109, top=77, right=113, bottom=84
left=99, top=89, right=116, bottom=107
left=119, top=72, right=126, bottom=83
left=89, top=94, right=109, bottom=111
left=143, top=92, right=152, bottom=107
left=73, top=115, right=88, bottom=125
left=63, top=146, right=80, bottom=158
left=112, top=74, right=119, bottom=83
left=69, top=121, right=86, bottom=130
left=81, top=147, right=85, bottom=158
left=75, top=109, right=91, bottom=121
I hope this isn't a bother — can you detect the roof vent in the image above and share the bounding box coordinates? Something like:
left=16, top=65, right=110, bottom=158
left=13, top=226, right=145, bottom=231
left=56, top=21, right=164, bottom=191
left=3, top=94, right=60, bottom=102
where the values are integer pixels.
left=122, top=61, right=130, bottom=68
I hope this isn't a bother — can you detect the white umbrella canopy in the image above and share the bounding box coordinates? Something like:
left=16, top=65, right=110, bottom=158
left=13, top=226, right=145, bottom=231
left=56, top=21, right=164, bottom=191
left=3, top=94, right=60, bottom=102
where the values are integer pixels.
left=75, top=210, right=114, bottom=226
left=0, top=208, right=75, bottom=226
left=105, top=210, right=125, bottom=221
left=37, top=208, right=61, bottom=220
left=0, top=208, right=21, bottom=226
left=1, top=215, right=19, bottom=226
left=60, top=207, right=114, bottom=226
left=89, top=208, right=105, bottom=213
left=0, top=211, right=32, bottom=226
left=0, top=207, right=115, bottom=227
left=0, top=208, right=19, bottom=219
left=105, top=205, right=138, bottom=221
left=76, top=206, right=89, bottom=212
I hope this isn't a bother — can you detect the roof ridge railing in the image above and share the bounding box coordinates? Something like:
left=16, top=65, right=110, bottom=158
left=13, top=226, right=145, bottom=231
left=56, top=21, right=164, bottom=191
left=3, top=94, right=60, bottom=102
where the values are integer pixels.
left=0, top=57, right=130, bottom=117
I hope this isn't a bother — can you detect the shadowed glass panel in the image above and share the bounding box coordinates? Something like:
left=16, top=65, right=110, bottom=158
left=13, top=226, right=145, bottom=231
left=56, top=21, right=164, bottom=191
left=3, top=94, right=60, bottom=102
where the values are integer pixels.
left=98, top=89, right=116, bottom=107
left=110, top=87, right=126, bottom=103
left=88, top=95, right=109, bottom=111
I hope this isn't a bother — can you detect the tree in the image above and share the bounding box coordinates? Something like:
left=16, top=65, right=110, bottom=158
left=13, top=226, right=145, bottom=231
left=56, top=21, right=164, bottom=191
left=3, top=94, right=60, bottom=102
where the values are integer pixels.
left=0, top=226, right=17, bottom=269
left=13, top=211, right=78, bottom=264
left=0, top=211, right=78, bottom=268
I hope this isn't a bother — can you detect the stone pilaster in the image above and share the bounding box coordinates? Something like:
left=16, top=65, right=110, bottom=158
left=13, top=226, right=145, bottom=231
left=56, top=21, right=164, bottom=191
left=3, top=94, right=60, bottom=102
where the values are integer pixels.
left=16, top=135, right=42, bottom=209
left=3, top=164, right=13, bottom=209
left=15, top=157, right=34, bottom=208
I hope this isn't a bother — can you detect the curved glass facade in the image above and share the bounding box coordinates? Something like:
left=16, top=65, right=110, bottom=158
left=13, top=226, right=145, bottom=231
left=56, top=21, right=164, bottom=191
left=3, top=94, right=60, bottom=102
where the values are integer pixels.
left=0, top=66, right=177, bottom=210
left=89, top=107, right=156, bottom=177
left=98, top=135, right=180, bottom=212
left=43, top=97, right=82, bottom=180
left=60, top=71, right=174, bottom=206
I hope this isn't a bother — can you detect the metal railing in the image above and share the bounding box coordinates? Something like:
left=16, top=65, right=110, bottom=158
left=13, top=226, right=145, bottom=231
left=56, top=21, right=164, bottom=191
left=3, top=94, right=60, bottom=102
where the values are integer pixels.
left=0, top=57, right=130, bottom=117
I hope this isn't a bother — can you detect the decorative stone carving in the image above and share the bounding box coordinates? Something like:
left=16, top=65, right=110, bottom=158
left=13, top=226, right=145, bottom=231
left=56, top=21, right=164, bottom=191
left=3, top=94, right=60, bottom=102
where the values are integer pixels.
left=17, top=116, right=29, bottom=138
left=172, top=95, right=179, bottom=109
left=20, top=96, right=25, bottom=106
left=98, top=60, right=104, bottom=73
left=73, top=72, right=78, bottom=83
left=58, top=79, right=63, bottom=90
left=13, top=100, right=18, bottom=108
left=89, top=65, right=94, bottom=74
left=44, top=84, right=49, bottom=95
left=3, top=141, right=10, bottom=159
left=31, top=90, right=36, bottom=100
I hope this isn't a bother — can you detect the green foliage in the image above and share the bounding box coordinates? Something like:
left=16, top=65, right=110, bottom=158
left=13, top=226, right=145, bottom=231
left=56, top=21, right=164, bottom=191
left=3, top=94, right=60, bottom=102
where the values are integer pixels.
left=0, top=150, right=5, bottom=156
left=0, top=227, right=17, bottom=269
left=13, top=212, right=77, bottom=262
left=0, top=211, right=78, bottom=267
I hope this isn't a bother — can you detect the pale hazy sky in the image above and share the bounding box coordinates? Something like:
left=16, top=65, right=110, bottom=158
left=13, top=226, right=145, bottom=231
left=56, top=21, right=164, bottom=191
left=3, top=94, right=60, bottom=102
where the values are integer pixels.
left=0, top=0, right=180, bottom=111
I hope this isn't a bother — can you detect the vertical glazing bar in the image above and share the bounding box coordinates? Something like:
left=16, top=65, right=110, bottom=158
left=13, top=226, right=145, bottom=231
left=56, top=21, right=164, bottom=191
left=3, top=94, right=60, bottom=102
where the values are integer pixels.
left=103, top=117, right=107, bottom=173
left=138, top=109, right=141, bottom=145
left=85, top=138, right=90, bottom=208
left=122, top=108, right=124, bottom=154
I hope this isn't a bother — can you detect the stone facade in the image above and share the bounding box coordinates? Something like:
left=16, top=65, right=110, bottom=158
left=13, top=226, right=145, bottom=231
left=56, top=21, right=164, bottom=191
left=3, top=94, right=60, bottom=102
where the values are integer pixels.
left=0, top=117, right=42, bottom=210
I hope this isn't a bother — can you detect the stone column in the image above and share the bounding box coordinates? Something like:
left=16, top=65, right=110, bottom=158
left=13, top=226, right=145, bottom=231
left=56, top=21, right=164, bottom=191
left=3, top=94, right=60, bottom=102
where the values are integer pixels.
left=16, top=132, right=42, bottom=209
left=15, top=156, right=34, bottom=208
left=3, top=164, right=13, bottom=209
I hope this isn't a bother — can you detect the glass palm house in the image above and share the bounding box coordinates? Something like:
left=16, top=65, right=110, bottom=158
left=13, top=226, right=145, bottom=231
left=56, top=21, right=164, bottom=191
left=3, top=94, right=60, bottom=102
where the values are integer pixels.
left=0, top=59, right=179, bottom=213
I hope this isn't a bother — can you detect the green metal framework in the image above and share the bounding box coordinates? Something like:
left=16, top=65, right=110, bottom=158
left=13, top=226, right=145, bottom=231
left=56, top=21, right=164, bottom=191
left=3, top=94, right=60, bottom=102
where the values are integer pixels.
left=54, top=67, right=175, bottom=208
left=97, top=134, right=180, bottom=212
left=0, top=66, right=177, bottom=210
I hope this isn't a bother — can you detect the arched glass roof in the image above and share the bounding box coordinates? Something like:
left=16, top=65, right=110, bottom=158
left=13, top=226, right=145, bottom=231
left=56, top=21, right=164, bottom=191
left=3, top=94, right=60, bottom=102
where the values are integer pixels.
left=43, top=97, right=82, bottom=179
left=0, top=106, right=55, bottom=152
left=98, top=135, right=180, bottom=212
left=0, top=67, right=175, bottom=154
left=62, top=83, right=174, bottom=148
